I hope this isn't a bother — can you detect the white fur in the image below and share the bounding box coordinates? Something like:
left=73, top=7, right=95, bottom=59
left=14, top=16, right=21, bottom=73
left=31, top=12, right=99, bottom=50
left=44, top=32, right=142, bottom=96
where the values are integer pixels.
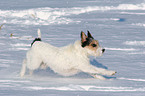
left=20, top=31, right=116, bottom=80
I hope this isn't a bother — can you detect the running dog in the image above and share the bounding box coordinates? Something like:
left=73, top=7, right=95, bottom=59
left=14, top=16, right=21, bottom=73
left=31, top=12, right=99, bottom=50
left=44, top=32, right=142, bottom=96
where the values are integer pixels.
left=20, top=29, right=116, bottom=80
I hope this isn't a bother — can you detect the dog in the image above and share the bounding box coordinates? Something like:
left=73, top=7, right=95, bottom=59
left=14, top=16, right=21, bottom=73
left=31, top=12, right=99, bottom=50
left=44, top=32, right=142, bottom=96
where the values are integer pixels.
left=20, top=29, right=116, bottom=80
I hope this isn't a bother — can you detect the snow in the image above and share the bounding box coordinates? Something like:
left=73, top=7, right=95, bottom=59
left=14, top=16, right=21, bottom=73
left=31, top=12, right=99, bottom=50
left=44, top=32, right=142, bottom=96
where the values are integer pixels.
left=105, top=47, right=137, bottom=51
left=0, top=0, right=145, bottom=96
left=124, top=41, right=145, bottom=46
left=1, top=3, right=145, bottom=25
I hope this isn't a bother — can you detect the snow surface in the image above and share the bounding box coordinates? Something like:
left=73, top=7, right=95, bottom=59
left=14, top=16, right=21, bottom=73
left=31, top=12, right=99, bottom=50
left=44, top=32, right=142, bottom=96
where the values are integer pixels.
left=0, top=0, right=145, bottom=96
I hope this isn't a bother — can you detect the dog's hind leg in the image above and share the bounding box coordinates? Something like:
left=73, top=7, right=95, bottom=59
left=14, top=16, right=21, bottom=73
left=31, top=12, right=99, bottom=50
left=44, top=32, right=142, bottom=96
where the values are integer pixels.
left=20, top=59, right=27, bottom=77
left=26, top=55, right=43, bottom=76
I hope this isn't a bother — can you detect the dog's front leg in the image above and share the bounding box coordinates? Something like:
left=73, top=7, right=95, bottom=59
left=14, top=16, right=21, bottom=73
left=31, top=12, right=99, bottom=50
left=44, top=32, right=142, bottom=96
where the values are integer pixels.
left=78, top=64, right=116, bottom=76
left=91, top=74, right=106, bottom=80
left=96, top=68, right=116, bottom=76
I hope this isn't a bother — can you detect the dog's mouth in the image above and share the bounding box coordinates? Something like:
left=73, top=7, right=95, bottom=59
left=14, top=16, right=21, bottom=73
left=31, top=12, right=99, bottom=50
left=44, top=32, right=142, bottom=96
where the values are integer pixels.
left=94, top=47, right=105, bottom=57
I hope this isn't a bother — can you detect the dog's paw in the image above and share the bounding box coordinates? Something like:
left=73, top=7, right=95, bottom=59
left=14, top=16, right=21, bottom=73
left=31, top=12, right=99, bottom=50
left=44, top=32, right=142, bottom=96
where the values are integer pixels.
left=107, top=71, right=117, bottom=76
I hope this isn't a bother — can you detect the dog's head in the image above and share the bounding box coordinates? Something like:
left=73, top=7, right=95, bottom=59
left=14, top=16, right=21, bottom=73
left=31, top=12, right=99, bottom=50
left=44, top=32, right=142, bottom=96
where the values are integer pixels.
left=81, top=31, right=105, bottom=57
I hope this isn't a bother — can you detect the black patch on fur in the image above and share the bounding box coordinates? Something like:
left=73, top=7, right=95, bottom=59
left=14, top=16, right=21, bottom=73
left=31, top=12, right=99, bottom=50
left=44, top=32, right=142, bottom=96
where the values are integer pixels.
left=81, top=37, right=93, bottom=47
left=31, top=38, right=41, bottom=46
left=87, top=31, right=94, bottom=39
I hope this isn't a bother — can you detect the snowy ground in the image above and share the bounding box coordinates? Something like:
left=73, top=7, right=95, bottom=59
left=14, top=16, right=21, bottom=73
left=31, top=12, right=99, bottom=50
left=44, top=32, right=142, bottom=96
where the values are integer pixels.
left=0, top=0, right=145, bottom=96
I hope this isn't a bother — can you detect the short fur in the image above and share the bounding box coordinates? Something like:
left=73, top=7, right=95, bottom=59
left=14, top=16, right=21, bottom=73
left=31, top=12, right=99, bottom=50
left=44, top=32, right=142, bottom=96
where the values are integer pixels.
left=20, top=30, right=116, bottom=80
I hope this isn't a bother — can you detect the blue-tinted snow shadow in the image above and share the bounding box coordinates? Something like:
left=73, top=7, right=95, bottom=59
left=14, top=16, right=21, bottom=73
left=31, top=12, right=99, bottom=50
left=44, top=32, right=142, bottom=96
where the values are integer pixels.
left=117, top=18, right=126, bottom=22
left=90, top=59, right=108, bottom=69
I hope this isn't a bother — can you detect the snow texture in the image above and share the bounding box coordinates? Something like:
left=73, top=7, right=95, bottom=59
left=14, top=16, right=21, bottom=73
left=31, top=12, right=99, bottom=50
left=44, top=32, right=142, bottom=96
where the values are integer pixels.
left=0, top=0, right=145, bottom=96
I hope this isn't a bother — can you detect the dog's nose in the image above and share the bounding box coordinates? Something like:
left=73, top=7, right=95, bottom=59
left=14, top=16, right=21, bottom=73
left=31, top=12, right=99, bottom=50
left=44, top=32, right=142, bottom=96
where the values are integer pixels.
left=102, top=49, right=105, bottom=53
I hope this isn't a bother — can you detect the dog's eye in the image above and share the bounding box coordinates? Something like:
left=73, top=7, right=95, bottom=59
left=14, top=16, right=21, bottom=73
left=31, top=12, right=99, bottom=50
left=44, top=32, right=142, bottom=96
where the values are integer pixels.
left=92, top=44, right=97, bottom=47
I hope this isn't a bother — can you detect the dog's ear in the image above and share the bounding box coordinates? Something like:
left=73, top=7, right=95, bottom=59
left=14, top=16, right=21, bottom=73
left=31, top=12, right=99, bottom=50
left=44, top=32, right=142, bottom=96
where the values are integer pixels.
left=87, top=30, right=94, bottom=39
left=81, top=31, right=88, bottom=43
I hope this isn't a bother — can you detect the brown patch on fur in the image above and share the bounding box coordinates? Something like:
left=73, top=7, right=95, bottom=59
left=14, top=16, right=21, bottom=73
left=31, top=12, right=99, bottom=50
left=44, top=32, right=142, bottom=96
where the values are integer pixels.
left=85, top=40, right=100, bottom=51
left=81, top=32, right=88, bottom=43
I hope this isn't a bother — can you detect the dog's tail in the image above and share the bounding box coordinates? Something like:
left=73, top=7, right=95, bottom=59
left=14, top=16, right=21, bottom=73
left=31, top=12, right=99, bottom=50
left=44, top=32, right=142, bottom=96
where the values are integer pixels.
left=31, top=29, right=42, bottom=46
left=37, top=28, right=41, bottom=38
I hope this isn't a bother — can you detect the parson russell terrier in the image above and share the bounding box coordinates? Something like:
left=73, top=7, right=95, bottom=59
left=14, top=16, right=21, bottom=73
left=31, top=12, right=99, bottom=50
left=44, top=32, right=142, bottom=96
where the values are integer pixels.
left=20, top=29, right=116, bottom=80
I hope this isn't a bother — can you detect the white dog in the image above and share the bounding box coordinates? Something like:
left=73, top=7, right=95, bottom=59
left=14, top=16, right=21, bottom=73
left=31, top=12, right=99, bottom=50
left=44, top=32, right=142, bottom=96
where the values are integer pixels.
left=20, top=29, right=116, bottom=80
